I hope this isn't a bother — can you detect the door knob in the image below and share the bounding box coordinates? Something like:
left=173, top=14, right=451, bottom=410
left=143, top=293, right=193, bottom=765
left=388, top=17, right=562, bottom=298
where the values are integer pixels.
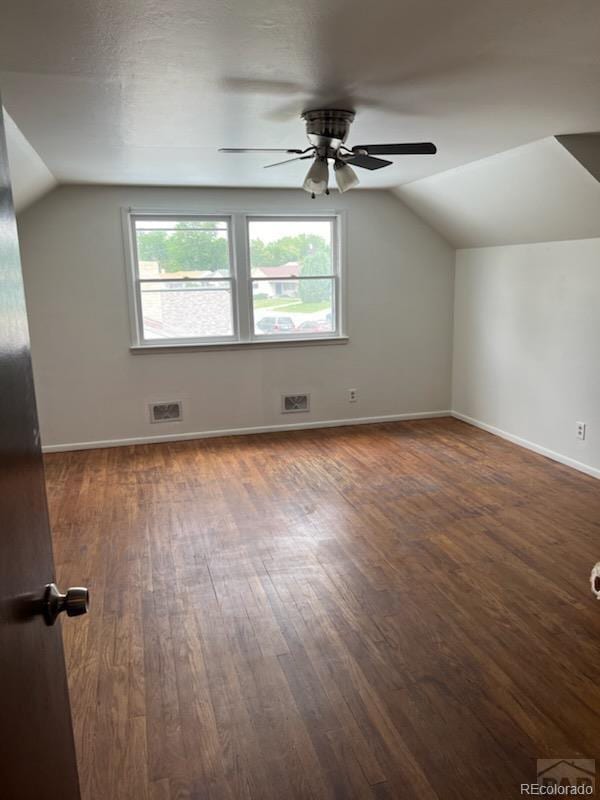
left=43, top=583, right=89, bottom=626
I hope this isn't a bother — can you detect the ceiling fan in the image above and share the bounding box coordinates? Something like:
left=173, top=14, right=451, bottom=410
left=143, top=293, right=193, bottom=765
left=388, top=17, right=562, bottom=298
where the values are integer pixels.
left=219, top=109, right=436, bottom=197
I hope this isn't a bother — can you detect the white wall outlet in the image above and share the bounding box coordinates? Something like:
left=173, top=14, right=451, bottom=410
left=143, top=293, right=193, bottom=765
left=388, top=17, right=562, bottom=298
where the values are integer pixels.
left=576, top=421, right=586, bottom=440
left=348, top=388, right=357, bottom=403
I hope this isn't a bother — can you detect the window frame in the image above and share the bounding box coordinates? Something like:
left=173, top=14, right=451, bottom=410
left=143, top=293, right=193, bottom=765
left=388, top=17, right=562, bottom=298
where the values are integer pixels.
left=246, top=214, right=341, bottom=343
left=123, top=208, right=346, bottom=350
left=125, top=212, right=238, bottom=346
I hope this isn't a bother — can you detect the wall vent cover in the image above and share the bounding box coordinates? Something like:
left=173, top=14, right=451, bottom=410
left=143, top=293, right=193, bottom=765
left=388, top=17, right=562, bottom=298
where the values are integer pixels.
left=281, top=393, right=310, bottom=413
left=149, top=401, right=183, bottom=423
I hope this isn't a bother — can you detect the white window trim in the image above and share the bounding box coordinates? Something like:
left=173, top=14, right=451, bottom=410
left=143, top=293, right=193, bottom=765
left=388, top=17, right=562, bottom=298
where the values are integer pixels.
left=121, top=208, right=348, bottom=351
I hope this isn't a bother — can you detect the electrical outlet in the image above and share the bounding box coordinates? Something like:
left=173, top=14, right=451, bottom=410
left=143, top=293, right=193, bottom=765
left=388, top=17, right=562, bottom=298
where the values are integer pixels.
left=576, top=421, right=586, bottom=440
left=348, top=388, right=357, bottom=403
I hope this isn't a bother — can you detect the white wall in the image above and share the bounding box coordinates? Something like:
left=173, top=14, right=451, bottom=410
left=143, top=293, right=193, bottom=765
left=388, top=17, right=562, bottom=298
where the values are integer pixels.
left=453, top=239, right=600, bottom=476
left=18, top=185, right=454, bottom=449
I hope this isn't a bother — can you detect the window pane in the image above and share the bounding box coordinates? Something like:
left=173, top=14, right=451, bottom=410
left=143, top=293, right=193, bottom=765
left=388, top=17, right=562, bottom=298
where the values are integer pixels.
left=135, top=218, right=231, bottom=277
left=249, top=219, right=333, bottom=278
left=253, top=279, right=334, bottom=336
left=140, top=280, right=233, bottom=340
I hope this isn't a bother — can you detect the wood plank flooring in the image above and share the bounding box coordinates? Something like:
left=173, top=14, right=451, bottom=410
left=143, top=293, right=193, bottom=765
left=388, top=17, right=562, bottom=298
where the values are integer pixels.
left=45, top=418, right=600, bottom=799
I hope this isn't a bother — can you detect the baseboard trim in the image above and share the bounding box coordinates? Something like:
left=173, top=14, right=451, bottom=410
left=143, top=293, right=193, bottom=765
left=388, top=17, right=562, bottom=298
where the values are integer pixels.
left=42, top=410, right=452, bottom=453
left=452, top=411, right=600, bottom=480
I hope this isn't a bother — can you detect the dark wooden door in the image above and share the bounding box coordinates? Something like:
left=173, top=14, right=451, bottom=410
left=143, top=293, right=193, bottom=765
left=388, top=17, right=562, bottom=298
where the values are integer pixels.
left=0, top=103, right=81, bottom=798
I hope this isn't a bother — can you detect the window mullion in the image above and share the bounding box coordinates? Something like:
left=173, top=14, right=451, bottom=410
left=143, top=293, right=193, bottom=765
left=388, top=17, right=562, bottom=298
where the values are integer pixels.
left=232, top=213, right=251, bottom=341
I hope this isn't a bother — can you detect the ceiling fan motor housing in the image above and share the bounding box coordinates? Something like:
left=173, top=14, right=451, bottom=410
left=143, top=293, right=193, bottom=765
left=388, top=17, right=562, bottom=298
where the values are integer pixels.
left=302, top=109, right=355, bottom=156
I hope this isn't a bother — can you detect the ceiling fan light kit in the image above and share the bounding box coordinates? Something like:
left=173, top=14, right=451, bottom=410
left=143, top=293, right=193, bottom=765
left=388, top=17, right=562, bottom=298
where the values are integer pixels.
left=302, top=156, right=330, bottom=196
left=334, top=161, right=360, bottom=193
left=219, top=109, right=437, bottom=196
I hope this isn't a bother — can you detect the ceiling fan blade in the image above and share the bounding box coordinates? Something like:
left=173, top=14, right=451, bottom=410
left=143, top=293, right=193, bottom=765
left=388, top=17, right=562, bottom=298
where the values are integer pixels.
left=344, top=154, right=392, bottom=171
left=353, top=142, right=437, bottom=155
left=219, top=147, right=306, bottom=154
left=264, top=155, right=314, bottom=169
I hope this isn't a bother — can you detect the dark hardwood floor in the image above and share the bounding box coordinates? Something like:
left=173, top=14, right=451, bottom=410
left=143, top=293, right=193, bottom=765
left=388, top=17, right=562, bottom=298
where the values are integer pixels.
left=45, top=417, right=600, bottom=799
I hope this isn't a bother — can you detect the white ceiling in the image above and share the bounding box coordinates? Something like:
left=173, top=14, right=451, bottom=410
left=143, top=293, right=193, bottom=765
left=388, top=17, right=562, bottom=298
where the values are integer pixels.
left=2, top=0, right=600, bottom=190
left=394, top=137, right=600, bottom=248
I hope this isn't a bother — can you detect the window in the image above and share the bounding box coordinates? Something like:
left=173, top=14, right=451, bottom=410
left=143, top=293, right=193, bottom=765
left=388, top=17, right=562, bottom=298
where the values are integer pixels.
left=125, top=212, right=343, bottom=347
left=249, top=218, right=336, bottom=338
left=131, top=216, right=235, bottom=343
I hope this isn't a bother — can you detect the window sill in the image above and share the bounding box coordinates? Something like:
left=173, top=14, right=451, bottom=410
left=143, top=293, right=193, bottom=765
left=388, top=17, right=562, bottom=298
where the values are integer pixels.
left=130, top=336, right=349, bottom=354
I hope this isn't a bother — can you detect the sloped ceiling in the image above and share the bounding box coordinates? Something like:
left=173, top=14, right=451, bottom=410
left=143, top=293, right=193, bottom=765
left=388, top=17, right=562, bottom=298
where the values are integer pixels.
left=393, top=137, right=600, bottom=248
left=4, top=109, right=56, bottom=212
